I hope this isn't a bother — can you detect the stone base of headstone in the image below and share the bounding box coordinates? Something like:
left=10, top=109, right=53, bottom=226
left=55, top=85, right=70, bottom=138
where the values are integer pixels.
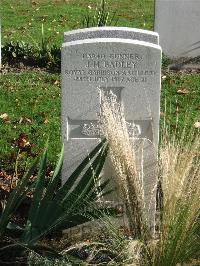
left=62, top=201, right=130, bottom=242
left=168, top=57, right=200, bottom=72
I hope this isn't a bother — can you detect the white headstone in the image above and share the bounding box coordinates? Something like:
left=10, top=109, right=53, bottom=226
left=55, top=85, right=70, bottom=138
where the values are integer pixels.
left=64, top=26, right=159, bottom=44
left=155, top=0, right=200, bottom=58
left=61, top=37, right=161, bottom=232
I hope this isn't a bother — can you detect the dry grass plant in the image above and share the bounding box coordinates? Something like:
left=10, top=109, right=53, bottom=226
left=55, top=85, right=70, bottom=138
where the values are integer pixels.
left=100, top=91, right=149, bottom=239
left=151, top=127, right=200, bottom=265
left=100, top=92, right=200, bottom=265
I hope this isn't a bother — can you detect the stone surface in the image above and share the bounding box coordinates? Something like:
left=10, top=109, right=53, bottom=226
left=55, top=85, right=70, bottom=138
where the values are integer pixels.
left=61, top=38, right=161, bottom=232
left=155, top=0, right=200, bottom=58
left=64, top=27, right=159, bottom=44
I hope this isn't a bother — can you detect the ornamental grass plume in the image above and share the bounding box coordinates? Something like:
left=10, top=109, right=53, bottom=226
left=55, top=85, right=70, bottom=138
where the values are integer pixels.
left=100, top=91, right=149, bottom=239
left=100, top=91, right=200, bottom=265
left=151, top=130, right=200, bottom=266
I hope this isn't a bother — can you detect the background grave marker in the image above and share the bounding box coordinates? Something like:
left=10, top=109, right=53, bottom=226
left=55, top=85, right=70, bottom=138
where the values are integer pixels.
left=155, top=0, right=200, bottom=58
left=64, top=26, right=159, bottom=44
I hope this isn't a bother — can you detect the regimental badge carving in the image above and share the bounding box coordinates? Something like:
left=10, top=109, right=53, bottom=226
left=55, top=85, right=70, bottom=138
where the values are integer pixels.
left=81, top=122, right=101, bottom=136
left=81, top=121, right=141, bottom=137
left=126, top=122, right=141, bottom=137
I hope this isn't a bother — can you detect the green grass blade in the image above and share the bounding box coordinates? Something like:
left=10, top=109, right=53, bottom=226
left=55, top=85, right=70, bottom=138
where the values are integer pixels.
left=24, top=146, right=64, bottom=240
left=72, top=143, right=109, bottom=199
left=88, top=178, right=111, bottom=200
left=55, top=139, right=106, bottom=202
left=25, top=143, right=48, bottom=240
left=40, top=144, right=64, bottom=205
left=62, top=143, right=108, bottom=210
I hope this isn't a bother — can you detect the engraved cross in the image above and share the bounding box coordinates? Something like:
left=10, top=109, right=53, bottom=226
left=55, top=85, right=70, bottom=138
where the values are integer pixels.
left=67, top=87, right=152, bottom=141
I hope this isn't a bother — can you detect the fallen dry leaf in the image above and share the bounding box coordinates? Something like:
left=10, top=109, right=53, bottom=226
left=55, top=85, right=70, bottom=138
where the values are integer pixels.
left=194, top=121, right=200, bottom=128
left=0, top=171, right=12, bottom=193
left=43, top=118, right=49, bottom=124
left=177, top=87, right=189, bottom=94
left=0, top=184, right=11, bottom=193
left=0, top=113, right=10, bottom=123
left=11, top=133, right=34, bottom=156
left=31, top=1, right=38, bottom=5
left=0, top=113, right=8, bottom=119
left=13, top=133, right=30, bottom=148
left=160, top=111, right=165, bottom=117
left=167, top=78, right=173, bottom=86
left=19, top=116, right=32, bottom=124
left=53, top=80, right=59, bottom=85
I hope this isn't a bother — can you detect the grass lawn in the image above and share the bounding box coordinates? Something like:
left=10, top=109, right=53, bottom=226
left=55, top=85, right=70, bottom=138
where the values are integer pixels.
left=0, top=72, right=61, bottom=169
left=160, top=74, right=200, bottom=136
left=0, top=0, right=199, bottom=170
left=1, top=0, right=154, bottom=46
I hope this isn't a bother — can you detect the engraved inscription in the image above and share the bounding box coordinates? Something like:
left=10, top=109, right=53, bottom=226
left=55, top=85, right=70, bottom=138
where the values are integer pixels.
left=65, top=53, right=156, bottom=83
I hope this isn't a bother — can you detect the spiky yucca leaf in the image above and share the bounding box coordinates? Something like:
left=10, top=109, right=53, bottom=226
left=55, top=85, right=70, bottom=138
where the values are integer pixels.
left=0, top=158, right=39, bottom=236
left=21, top=139, right=109, bottom=245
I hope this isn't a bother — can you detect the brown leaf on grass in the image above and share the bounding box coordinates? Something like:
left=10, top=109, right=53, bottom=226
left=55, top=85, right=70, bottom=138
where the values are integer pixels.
left=160, top=111, right=165, bottom=117
left=36, top=112, right=49, bottom=124
left=11, top=133, right=34, bottom=156
left=194, top=121, right=200, bottom=128
left=167, top=78, right=173, bottom=86
left=0, top=171, right=12, bottom=180
left=176, top=106, right=180, bottom=113
left=177, top=87, right=189, bottom=94
left=12, top=133, right=30, bottom=149
left=19, top=116, right=32, bottom=124
left=0, top=171, right=12, bottom=193
left=0, top=113, right=8, bottom=119
left=170, top=124, right=177, bottom=130
left=0, top=113, right=10, bottom=123
left=53, top=80, right=59, bottom=85
left=31, top=1, right=38, bottom=5
left=0, top=184, right=11, bottom=193
left=43, top=118, right=49, bottom=124
left=119, top=225, right=131, bottom=236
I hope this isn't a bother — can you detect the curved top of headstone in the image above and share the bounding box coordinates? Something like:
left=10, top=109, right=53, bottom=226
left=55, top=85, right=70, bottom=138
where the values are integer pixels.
left=64, top=27, right=159, bottom=44
left=62, top=37, right=161, bottom=50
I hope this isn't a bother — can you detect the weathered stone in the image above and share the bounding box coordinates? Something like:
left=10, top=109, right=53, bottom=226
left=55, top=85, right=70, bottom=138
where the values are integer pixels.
left=61, top=38, right=161, bottom=232
left=64, top=27, right=159, bottom=44
left=155, top=0, right=200, bottom=58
